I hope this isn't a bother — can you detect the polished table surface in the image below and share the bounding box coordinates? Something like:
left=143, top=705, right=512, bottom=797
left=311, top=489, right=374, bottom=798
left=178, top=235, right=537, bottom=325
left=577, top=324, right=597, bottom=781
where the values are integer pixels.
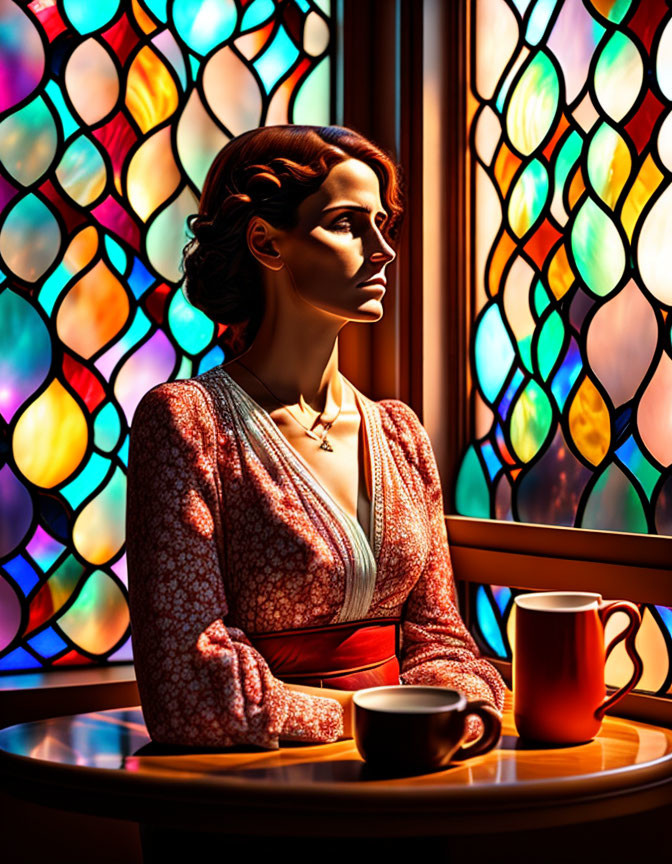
left=2, top=692, right=672, bottom=836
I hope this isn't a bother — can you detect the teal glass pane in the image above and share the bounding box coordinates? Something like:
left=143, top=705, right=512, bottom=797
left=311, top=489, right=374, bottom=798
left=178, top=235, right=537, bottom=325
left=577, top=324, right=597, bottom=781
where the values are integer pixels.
left=63, top=0, right=120, bottom=34
left=173, top=0, right=237, bottom=56
left=0, top=96, right=57, bottom=185
left=168, top=289, right=215, bottom=355
left=254, top=25, right=300, bottom=93
left=60, top=454, right=112, bottom=509
left=94, top=402, right=122, bottom=453
left=241, top=0, right=276, bottom=31
left=475, top=304, right=515, bottom=404
left=526, top=0, right=559, bottom=46
left=455, top=445, right=490, bottom=518
left=537, top=309, right=564, bottom=381
left=615, top=437, right=661, bottom=501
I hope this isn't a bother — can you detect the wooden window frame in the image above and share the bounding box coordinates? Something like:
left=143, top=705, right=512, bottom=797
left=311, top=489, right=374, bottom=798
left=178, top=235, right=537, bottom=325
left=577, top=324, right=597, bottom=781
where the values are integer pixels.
left=338, top=0, right=672, bottom=728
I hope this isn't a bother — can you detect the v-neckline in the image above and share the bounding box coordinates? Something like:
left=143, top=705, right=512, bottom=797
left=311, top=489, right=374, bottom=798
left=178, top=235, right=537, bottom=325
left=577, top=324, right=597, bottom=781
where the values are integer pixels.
left=217, top=366, right=377, bottom=555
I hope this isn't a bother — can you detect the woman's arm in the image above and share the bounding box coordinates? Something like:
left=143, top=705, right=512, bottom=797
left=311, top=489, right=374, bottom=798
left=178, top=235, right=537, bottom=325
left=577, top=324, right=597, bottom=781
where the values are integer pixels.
left=126, top=382, right=344, bottom=749
left=384, top=402, right=506, bottom=737
left=285, top=684, right=354, bottom=738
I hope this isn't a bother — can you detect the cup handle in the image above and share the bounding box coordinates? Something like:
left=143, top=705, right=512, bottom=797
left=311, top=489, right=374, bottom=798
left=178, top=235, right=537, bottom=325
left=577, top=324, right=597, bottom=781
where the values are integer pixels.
left=595, top=600, right=644, bottom=721
left=452, top=700, right=502, bottom=760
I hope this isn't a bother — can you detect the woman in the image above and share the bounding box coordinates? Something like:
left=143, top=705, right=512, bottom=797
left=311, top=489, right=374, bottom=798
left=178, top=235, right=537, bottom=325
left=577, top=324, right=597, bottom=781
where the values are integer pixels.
left=126, top=125, right=505, bottom=750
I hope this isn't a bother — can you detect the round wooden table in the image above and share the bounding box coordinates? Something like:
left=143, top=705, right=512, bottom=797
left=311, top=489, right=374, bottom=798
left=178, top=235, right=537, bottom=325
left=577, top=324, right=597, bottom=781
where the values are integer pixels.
left=1, top=692, right=672, bottom=862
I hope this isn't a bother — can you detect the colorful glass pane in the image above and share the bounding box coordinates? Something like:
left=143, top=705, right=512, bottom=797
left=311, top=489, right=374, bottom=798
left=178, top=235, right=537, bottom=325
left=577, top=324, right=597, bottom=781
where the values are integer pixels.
left=0, top=0, right=333, bottom=673
left=465, top=0, right=672, bottom=697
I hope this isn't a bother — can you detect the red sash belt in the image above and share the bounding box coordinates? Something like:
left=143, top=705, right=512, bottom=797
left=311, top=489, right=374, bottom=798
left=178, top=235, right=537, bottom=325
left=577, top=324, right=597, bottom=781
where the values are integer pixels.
left=250, top=618, right=401, bottom=691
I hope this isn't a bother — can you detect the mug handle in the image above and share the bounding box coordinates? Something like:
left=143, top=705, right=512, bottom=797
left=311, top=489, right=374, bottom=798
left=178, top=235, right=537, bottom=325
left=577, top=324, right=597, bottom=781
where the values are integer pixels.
left=595, top=600, right=644, bottom=721
left=452, top=700, right=502, bottom=760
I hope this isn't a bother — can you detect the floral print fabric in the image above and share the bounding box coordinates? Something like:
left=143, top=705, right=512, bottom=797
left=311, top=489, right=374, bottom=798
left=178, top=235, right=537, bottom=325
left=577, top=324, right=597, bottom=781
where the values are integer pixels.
left=126, top=365, right=505, bottom=749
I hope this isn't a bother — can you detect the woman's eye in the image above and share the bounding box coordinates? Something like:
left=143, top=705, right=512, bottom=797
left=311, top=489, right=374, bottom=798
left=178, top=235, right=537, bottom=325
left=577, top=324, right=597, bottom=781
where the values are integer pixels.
left=330, top=217, right=352, bottom=232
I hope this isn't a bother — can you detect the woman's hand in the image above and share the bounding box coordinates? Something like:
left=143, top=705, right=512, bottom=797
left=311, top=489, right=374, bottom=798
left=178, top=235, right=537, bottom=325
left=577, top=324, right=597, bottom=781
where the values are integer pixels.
left=284, top=683, right=355, bottom=739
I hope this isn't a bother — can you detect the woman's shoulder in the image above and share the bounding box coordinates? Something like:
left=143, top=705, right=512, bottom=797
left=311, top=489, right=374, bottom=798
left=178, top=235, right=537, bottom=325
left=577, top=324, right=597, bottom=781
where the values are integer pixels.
left=368, top=396, right=430, bottom=464
left=133, top=367, right=233, bottom=434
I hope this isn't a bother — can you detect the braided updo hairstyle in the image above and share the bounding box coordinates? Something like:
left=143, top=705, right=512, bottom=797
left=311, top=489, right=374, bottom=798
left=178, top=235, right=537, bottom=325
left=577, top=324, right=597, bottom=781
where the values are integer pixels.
left=182, top=125, right=404, bottom=357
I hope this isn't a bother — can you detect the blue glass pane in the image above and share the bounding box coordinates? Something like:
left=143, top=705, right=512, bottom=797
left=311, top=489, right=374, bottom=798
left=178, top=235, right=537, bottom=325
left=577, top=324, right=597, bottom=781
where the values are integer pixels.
left=254, top=25, right=300, bottom=93
left=476, top=586, right=507, bottom=658
left=0, top=646, right=41, bottom=670
left=2, top=556, right=40, bottom=595
left=128, top=257, right=155, bottom=299
left=199, top=345, right=225, bottom=373
left=28, top=626, right=68, bottom=658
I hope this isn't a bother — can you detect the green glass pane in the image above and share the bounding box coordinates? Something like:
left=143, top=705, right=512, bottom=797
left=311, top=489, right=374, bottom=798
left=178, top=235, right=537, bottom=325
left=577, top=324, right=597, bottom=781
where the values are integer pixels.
left=586, top=123, right=630, bottom=209
left=0, top=96, right=57, bottom=185
left=93, top=402, right=122, bottom=453
left=0, top=194, right=61, bottom=283
left=455, top=445, right=491, bottom=518
left=533, top=280, right=551, bottom=318
left=595, top=0, right=632, bottom=26
left=594, top=31, right=643, bottom=123
left=571, top=198, right=625, bottom=297
left=554, top=130, right=582, bottom=198
left=582, top=463, right=648, bottom=533
left=55, top=135, right=107, bottom=207
left=0, top=288, right=52, bottom=423
left=508, top=158, right=548, bottom=238
left=63, top=0, right=120, bottom=34
left=506, top=50, right=559, bottom=156
left=44, top=80, right=79, bottom=141
left=518, top=335, right=533, bottom=374
left=475, top=303, right=515, bottom=404
left=60, top=453, right=111, bottom=509
left=175, top=355, right=193, bottom=379
left=168, top=289, right=215, bottom=355
left=526, top=0, right=559, bottom=46
left=104, top=235, right=127, bottom=275
left=173, top=0, right=237, bottom=56
left=509, top=380, right=553, bottom=462
left=537, top=309, right=564, bottom=380
left=615, top=437, right=661, bottom=501
left=293, top=57, right=331, bottom=125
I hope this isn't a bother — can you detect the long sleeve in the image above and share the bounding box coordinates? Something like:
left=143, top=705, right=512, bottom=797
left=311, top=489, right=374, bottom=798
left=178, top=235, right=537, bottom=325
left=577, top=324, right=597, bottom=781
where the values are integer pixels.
left=126, top=382, right=343, bottom=749
left=385, top=402, right=505, bottom=721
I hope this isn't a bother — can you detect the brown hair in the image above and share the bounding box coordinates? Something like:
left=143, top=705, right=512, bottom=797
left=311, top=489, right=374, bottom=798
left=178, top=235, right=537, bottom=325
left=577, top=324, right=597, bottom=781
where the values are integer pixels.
left=182, top=125, right=404, bottom=356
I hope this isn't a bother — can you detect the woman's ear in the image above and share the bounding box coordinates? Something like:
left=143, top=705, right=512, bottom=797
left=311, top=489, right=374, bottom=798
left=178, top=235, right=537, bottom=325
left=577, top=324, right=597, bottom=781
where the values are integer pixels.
left=247, top=217, right=284, bottom=271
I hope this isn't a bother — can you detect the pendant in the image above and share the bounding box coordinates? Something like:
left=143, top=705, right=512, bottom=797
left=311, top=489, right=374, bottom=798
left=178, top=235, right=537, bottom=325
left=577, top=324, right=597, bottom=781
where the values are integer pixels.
left=320, top=438, right=333, bottom=452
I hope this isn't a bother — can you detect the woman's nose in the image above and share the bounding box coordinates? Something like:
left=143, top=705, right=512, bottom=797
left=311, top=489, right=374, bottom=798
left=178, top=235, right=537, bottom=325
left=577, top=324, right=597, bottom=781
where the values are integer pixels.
left=368, top=226, right=396, bottom=265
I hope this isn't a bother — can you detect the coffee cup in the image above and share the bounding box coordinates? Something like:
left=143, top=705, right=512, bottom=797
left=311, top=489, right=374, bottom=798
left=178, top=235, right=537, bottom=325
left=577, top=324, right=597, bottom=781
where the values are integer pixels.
left=352, top=685, right=501, bottom=772
left=513, top=591, right=643, bottom=744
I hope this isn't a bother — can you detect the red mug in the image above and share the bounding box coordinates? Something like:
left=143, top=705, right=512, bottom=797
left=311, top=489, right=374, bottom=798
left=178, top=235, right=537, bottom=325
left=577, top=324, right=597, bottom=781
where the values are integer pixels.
left=513, top=591, right=643, bottom=744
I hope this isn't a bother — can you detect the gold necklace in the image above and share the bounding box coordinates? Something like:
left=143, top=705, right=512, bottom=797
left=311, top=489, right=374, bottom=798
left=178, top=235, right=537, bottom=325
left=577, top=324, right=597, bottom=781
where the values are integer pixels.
left=236, top=360, right=341, bottom=452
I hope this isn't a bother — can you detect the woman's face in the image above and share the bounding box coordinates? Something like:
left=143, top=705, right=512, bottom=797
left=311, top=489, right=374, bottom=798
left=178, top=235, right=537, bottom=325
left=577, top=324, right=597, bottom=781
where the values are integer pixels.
left=272, top=158, right=397, bottom=322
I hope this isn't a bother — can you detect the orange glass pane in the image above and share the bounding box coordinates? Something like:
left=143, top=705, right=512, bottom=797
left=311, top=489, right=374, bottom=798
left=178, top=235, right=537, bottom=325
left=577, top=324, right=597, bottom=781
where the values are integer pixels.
left=57, top=260, right=129, bottom=359
left=568, top=166, right=586, bottom=210
left=488, top=230, right=516, bottom=297
left=547, top=243, right=575, bottom=300
left=126, top=46, right=178, bottom=134
left=621, top=153, right=664, bottom=240
left=493, top=142, right=521, bottom=197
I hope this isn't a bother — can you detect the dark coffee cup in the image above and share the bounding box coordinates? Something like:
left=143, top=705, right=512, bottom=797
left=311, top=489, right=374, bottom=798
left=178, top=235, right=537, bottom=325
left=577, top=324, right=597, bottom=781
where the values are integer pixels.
left=352, top=685, right=501, bottom=772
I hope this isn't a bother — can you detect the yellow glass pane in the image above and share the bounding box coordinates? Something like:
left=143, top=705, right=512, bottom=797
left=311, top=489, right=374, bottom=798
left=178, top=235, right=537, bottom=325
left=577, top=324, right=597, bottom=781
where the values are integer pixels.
left=568, top=376, right=610, bottom=466
left=621, top=153, right=663, bottom=241
left=605, top=607, right=669, bottom=693
left=13, top=379, right=88, bottom=487
left=127, top=126, right=180, bottom=221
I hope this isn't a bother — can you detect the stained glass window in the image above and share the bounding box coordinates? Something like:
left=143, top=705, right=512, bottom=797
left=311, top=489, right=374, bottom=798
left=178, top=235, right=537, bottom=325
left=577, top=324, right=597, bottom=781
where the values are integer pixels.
left=463, top=0, right=672, bottom=696
left=0, top=0, right=333, bottom=673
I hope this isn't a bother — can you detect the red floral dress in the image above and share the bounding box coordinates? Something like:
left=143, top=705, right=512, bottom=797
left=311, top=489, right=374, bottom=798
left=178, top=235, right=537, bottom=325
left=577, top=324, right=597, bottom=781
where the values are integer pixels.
left=126, top=365, right=505, bottom=749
